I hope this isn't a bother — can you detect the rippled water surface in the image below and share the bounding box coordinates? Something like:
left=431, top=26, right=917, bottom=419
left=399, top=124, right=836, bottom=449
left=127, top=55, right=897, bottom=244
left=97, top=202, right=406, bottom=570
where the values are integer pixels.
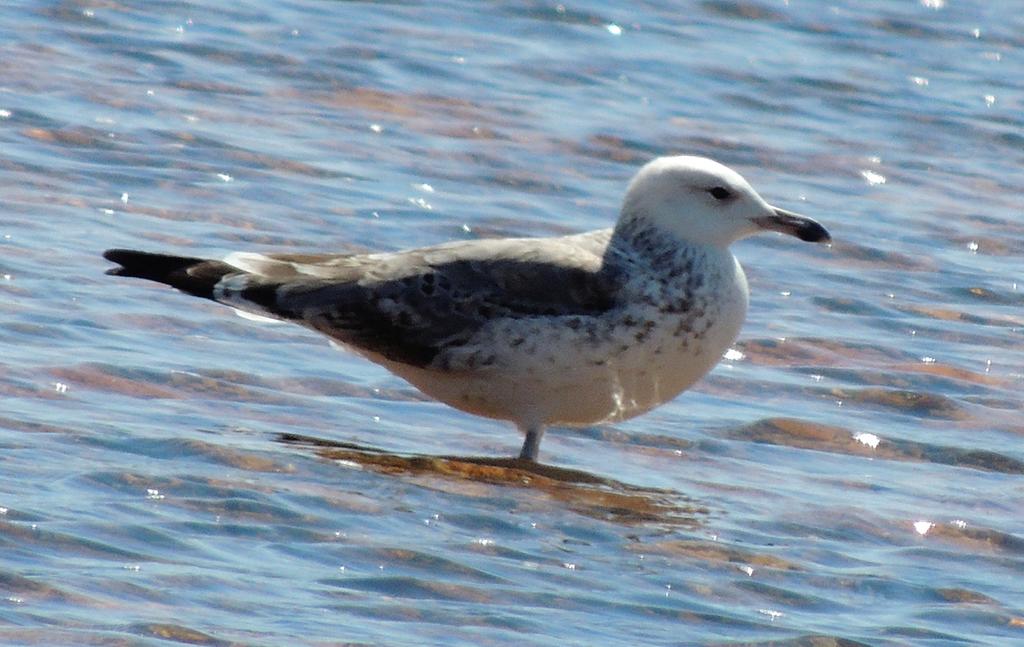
left=3, top=1, right=1024, bottom=644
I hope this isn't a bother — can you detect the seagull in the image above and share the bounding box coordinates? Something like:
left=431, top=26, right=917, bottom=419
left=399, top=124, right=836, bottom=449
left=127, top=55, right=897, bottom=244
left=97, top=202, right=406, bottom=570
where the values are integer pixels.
left=104, top=156, right=829, bottom=461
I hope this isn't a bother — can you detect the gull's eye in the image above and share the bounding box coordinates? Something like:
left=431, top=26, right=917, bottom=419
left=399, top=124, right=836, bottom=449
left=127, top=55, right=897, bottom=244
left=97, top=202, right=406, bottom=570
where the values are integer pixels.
left=708, top=186, right=733, bottom=201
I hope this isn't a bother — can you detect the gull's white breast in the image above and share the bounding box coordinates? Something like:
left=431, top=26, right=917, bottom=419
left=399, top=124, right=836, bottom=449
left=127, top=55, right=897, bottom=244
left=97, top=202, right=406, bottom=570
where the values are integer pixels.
left=378, top=247, right=750, bottom=429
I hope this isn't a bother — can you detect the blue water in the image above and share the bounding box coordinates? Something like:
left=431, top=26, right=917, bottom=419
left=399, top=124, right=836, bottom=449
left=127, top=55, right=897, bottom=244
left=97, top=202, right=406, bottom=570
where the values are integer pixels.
left=2, top=0, right=1023, bottom=644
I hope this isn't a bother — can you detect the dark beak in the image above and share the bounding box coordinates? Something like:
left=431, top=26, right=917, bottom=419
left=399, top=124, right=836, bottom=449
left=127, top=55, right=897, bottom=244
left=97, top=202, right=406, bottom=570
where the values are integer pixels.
left=754, top=207, right=831, bottom=244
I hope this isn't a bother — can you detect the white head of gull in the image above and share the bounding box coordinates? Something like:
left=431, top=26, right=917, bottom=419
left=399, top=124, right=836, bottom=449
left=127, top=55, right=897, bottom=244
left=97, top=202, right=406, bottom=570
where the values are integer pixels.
left=620, top=156, right=829, bottom=248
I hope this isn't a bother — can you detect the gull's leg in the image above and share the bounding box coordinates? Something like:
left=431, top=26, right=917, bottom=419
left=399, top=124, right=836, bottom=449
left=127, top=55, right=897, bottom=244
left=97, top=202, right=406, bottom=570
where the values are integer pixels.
left=518, top=425, right=545, bottom=461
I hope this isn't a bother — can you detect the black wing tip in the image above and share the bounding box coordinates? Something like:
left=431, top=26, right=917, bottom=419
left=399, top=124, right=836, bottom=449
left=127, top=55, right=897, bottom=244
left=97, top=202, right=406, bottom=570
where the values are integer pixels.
left=102, top=248, right=199, bottom=276
left=103, top=248, right=149, bottom=263
left=103, top=248, right=135, bottom=275
left=102, top=248, right=130, bottom=262
left=102, top=248, right=228, bottom=299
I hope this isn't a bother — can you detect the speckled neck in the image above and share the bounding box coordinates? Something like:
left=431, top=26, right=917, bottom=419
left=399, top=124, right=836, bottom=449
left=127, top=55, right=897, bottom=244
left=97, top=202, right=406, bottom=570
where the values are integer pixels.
left=606, top=217, right=703, bottom=279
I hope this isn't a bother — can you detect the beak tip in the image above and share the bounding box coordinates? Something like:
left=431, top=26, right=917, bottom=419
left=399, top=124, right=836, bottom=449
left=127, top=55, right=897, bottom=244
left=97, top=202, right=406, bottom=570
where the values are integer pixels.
left=758, top=209, right=832, bottom=245
left=799, top=222, right=832, bottom=244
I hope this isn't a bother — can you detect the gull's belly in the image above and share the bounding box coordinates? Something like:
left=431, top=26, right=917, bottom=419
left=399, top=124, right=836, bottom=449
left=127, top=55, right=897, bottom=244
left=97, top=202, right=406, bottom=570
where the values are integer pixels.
left=382, top=259, right=749, bottom=428
left=388, top=311, right=741, bottom=426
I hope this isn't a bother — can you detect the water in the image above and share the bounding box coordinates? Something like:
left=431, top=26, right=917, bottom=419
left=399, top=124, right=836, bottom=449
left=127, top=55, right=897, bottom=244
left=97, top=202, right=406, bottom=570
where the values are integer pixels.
left=2, top=0, right=1023, bottom=644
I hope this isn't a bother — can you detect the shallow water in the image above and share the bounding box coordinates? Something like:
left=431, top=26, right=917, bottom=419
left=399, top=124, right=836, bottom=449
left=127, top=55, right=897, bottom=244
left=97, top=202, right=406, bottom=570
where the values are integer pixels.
left=2, top=0, right=1023, bottom=644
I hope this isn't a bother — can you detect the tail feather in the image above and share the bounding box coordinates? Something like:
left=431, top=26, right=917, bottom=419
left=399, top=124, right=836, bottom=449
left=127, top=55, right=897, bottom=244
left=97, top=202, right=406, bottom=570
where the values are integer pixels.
left=103, top=249, right=236, bottom=299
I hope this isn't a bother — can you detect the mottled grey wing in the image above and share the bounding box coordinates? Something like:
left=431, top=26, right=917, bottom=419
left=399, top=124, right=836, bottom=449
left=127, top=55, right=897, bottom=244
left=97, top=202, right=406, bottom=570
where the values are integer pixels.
left=232, top=254, right=621, bottom=368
